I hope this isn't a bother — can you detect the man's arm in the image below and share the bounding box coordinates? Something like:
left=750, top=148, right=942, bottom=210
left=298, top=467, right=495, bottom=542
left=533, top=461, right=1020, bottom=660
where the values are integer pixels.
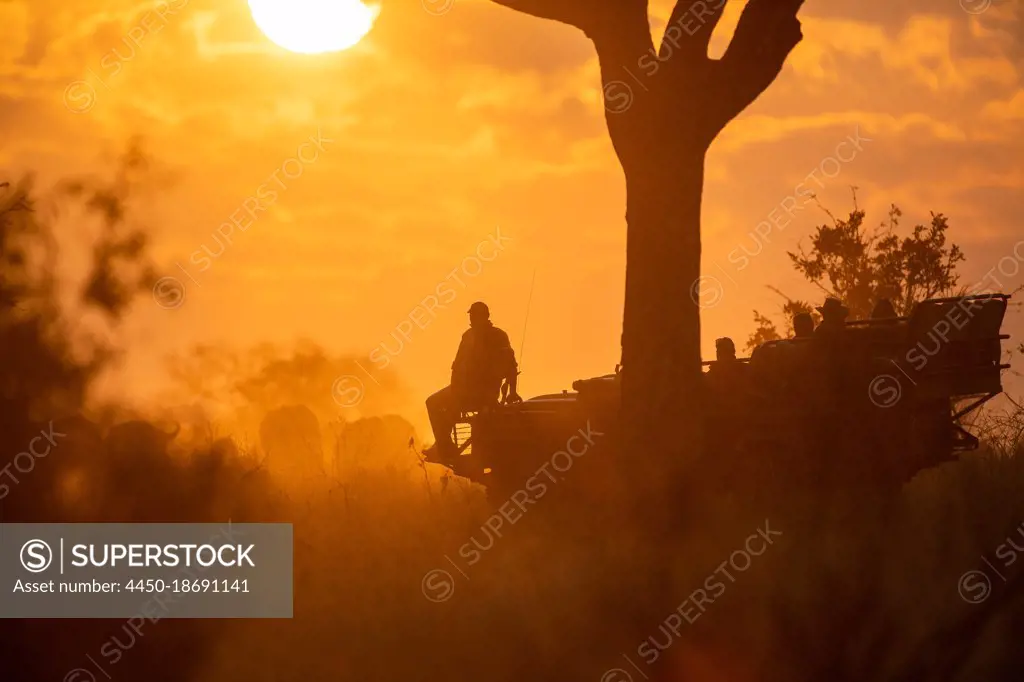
left=497, top=329, right=520, bottom=402
left=452, top=331, right=469, bottom=374
left=506, top=372, right=518, bottom=398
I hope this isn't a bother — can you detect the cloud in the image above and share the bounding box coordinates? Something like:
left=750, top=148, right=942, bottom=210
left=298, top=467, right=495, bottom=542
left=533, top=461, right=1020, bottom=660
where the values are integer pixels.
left=0, top=1, right=30, bottom=70
left=983, top=89, right=1024, bottom=120
left=2, top=0, right=1023, bottom=401
left=789, top=14, right=1018, bottom=92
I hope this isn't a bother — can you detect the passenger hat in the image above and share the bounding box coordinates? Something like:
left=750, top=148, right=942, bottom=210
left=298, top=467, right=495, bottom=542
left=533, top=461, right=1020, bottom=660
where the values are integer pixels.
left=816, top=298, right=849, bottom=316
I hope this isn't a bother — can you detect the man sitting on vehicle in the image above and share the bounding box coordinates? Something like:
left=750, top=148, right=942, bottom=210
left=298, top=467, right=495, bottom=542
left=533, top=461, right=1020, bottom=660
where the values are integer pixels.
left=793, top=312, right=814, bottom=339
left=705, top=337, right=750, bottom=456
left=871, top=298, right=898, bottom=319
left=815, top=297, right=850, bottom=338
left=706, top=337, right=748, bottom=388
left=425, top=302, right=521, bottom=465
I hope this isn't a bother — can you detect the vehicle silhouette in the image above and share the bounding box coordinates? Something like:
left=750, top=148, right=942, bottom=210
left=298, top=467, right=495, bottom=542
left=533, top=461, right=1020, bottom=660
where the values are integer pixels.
left=426, top=294, right=1012, bottom=500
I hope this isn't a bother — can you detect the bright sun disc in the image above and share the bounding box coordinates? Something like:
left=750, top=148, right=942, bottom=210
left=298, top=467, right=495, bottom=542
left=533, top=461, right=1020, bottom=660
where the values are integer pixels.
left=248, top=0, right=379, bottom=54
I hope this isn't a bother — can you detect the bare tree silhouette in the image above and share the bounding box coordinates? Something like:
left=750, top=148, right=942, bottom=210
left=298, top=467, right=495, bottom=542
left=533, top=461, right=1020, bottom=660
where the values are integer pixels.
left=487, top=0, right=806, bottom=507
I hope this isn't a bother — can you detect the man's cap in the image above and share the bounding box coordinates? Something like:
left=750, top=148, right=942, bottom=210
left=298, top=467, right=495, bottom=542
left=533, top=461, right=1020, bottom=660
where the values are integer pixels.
left=715, top=337, right=735, bottom=351
left=816, top=297, right=849, bottom=316
left=468, top=301, right=490, bottom=317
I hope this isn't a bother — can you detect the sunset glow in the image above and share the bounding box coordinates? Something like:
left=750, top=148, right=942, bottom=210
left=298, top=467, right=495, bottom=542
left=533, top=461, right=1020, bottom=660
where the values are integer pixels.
left=6, top=0, right=1023, bottom=422
left=5, top=0, right=1024, bottom=679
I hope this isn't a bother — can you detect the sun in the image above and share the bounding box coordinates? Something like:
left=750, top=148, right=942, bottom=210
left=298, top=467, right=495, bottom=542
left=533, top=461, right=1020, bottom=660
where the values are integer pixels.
left=248, top=0, right=380, bottom=54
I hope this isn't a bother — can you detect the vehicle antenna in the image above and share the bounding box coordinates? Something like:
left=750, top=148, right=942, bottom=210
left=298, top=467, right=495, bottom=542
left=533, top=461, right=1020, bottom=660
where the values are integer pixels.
left=518, top=269, right=537, bottom=376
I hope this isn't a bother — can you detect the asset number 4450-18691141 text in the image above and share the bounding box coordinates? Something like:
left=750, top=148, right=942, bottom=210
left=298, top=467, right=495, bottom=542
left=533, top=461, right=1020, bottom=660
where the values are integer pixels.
left=125, top=578, right=249, bottom=593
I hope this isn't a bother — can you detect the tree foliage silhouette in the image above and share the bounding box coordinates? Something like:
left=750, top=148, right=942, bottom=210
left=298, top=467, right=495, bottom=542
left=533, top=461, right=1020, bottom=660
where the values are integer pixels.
left=0, top=145, right=258, bottom=682
left=746, top=203, right=966, bottom=351
left=0, top=143, right=157, bottom=424
left=746, top=299, right=815, bottom=351
left=488, top=0, right=808, bottom=500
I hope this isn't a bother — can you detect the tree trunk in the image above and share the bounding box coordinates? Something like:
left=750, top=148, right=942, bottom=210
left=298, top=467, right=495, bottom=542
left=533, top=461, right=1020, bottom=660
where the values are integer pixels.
left=488, top=0, right=806, bottom=523
left=621, top=151, right=707, bottom=518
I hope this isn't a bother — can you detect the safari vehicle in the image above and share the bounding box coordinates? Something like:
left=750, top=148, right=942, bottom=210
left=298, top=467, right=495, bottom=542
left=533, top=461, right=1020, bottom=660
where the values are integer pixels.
left=434, top=294, right=1012, bottom=496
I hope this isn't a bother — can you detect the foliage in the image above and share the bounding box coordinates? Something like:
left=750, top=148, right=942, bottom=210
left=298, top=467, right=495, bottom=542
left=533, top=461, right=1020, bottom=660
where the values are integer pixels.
left=58, top=138, right=158, bottom=318
left=0, top=143, right=156, bottom=421
left=747, top=203, right=966, bottom=352
left=1, top=147, right=277, bottom=682
left=746, top=297, right=819, bottom=352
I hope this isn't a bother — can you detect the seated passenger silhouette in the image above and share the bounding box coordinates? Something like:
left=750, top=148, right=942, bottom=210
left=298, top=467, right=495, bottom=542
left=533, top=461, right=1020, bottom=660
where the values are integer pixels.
left=793, top=312, right=814, bottom=339
left=706, top=337, right=747, bottom=386
left=709, top=336, right=737, bottom=363
left=812, top=297, right=856, bottom=404
left=871, top=297, right=898, bottom=319
left=815, top=297, right=849, bottom=338
left=425, top=301, right=520, bottom=465
left=866, top=297, right=903, bottom=352
left=706, top=337, right=749, bottom=454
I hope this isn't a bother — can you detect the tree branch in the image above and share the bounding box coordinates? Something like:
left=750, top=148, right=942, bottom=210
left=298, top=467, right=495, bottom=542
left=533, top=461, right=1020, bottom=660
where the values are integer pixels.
left=707, top=0, right=805, bottom=132
left=491, top=0, right=656, bottom=171
left=489, top=0, right=655, bottom=112
left=490, top=0, right=650, bottom=46
left=658, top=0, right=728, bottom=63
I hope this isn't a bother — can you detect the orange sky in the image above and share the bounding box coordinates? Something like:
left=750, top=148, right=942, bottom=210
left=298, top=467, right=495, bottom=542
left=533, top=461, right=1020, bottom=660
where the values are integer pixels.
left=2, top=0, right=1023, bottom=424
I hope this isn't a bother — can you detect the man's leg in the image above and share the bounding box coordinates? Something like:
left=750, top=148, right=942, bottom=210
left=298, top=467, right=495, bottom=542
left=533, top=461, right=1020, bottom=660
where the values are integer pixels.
left=426, top=386, right=457, bottom=456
